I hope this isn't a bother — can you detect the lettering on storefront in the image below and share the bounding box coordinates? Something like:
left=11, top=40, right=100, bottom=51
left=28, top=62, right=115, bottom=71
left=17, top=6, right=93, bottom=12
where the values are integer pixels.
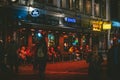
left=91, top=20, right=103, bottom=31
left=31, top=9, right=40, bottom=17
left=103, top=21, right=111, bottom=30
left=64, top=17, right=76, bottom=23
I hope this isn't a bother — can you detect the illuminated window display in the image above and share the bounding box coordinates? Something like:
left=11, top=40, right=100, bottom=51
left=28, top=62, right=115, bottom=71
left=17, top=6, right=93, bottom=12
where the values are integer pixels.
left=48, top=33, right=55, bottom=47
left=63, top=33, right=79, bottom=51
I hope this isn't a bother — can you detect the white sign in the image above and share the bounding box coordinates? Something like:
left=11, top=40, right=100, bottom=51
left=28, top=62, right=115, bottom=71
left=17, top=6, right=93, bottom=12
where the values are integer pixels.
left=31, top=9, right=40, bottom=17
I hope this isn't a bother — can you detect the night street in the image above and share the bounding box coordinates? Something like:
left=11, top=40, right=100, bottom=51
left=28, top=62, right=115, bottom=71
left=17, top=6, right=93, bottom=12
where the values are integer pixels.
left=0, top=60, right=107, bottom=80
left=0, top=0, right=120, bottom=80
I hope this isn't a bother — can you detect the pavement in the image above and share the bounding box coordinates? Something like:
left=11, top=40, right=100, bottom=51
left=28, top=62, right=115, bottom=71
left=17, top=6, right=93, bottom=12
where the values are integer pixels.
left=0, top=60, right=108, bottom=80
left=18, top=60, right=89, bottom=75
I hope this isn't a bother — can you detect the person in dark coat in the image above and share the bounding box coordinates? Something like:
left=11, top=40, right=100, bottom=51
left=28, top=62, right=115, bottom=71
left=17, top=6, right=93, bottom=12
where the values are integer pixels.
left=33, top=34, right=48, bottom=80
left=107, top=39, right=120, bottom=80
left=0, top=40, right=4, bottom=70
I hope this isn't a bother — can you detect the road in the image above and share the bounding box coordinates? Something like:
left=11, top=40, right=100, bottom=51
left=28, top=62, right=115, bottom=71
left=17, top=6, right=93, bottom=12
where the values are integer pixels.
left=0, top=60, right=108, bottom=80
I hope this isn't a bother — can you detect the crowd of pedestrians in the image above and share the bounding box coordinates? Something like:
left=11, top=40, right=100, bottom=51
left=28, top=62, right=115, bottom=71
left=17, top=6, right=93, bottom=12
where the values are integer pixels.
left=0, top=34, right=48, bottom=80
left=1, top=34, right=120, bottom=80
left=107, top=39, right=120, bottom=80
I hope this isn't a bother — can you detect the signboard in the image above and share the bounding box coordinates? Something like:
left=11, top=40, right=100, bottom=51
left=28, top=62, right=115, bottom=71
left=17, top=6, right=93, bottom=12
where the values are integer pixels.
left=64, top=17, right=76, bottom=23
left=31, top=9, right=40, bottom=17
left=112, top=21, right=120, bottom=27
left=91, top=20, right=102, bottom=31
left=103, top=21, right=111, bottom=30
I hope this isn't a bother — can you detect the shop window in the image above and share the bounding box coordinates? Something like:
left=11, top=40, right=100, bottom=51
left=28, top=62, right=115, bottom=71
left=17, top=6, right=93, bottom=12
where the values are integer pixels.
left=48, top=33, right=55, bottom=47
left=63, top=33, right=79, bottom=51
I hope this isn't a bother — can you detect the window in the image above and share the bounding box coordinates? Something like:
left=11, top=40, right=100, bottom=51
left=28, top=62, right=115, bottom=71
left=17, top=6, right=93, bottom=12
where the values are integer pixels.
left=53, top=0, right=57, bottom=7
left=47, top=0, right=57, bottom=7
left=47, top=0, right=53, bottom=4
left=69, top=0, right=73, bottom=10
left=85, top=0, right=92, bottom=15
left=75, top=0, right=79, bottom=9
left=101, top=0, right=106, bottom=18
left=79, top=0, right=83, bottom=12
left=61, top=0, right=67, bottom=8
left=18, top=0, right=27, bottom=5
left=94, top=3, right=100, bottom=17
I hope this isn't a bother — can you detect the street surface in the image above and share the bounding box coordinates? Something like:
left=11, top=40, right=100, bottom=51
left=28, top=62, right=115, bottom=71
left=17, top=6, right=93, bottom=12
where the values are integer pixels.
left=0, top=60, right=108, bottom=80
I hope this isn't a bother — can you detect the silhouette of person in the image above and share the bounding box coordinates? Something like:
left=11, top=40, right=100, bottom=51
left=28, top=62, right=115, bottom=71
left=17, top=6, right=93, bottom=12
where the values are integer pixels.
left=33, top=34, right=48, bottom=80
left=107, top=39, right=120, bottom=80
left=0, top=40, right=4, bottom=70
left=5, top=36, right=19, bottom=73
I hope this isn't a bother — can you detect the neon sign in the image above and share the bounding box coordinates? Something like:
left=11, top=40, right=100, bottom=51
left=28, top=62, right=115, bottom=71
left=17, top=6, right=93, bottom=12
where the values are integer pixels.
left=112, top=21, right=120, bottom=27
left=31, top=9, right=40, bottom=17
left=64, top=17, right=76, bottom=23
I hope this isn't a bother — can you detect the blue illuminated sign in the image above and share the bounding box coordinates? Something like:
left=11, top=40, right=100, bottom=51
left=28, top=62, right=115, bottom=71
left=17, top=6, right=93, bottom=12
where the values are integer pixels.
left=31, top=9, right=40, bottom=17
left=64, top=17, right=76, bottom=23
left=112, top=21, right=120, bottom=27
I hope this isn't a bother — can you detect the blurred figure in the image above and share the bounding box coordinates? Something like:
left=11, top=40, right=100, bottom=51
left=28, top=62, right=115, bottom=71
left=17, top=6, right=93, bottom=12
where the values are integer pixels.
left=5, top=37, right=19, bottom=73
left=48, top=46, right=57, bottom=63
left=33, top=34, right=48, bottom=80
left=69, top=46, right=75, bottom=61
left=18, top=45, right=27, bottom=64
left=107, top=39, right=120, bottom=80
left=86, top=45, right=103, bottom=80
left=0, top=40, right=4, bottom=70
left=26, top=47, right=32, bottom=64
left=56, top=46, right=62, bottom=62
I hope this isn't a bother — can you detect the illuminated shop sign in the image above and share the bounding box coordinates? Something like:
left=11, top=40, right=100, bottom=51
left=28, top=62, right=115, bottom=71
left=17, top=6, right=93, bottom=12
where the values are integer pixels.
left=64, top=17, right=76, bottom=23
left=91, top=20, right=102, bottom=31
left=112, top=21, right=120, bottom=27
left=103, top=21, right=111, bottom=30
left=31, top=9, right=40, bottom=17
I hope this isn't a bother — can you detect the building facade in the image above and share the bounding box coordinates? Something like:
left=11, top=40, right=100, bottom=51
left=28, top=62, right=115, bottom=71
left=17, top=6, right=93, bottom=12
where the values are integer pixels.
left=0, top=0, right=110, bottom=60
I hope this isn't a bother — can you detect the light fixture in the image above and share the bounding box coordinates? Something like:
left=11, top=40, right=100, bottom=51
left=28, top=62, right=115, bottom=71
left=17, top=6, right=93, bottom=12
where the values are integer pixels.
left=11, top=0, right=18, bottom=3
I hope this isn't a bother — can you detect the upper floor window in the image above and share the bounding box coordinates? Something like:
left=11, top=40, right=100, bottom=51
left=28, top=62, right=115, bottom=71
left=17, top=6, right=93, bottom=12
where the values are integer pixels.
left=85, top=0, right=92, bottom=15
left=61, top=0, right=67, bottom=8
left=78, top=0, right=83, bottom=12
left=94, top=1, right=100, bottom=17
left=101, top=0, right=106, bottom=18
left=47, top=0, right=58, bottom=7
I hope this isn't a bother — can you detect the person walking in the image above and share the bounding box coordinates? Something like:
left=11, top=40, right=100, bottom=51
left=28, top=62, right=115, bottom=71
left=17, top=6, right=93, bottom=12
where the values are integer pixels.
left=107, top=39, right=120, bottom=80
left=33, top=34, right=48, bottom=80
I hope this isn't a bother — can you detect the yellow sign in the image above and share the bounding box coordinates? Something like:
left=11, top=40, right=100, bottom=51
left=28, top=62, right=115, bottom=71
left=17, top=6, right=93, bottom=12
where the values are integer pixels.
left=103, top=22, right=111, bottom=30
left=91, top=20, right=103, bottom=31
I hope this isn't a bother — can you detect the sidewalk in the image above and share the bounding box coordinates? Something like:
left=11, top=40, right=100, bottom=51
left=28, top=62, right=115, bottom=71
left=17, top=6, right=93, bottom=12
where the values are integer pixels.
left=18, top=60, right=89, bottom=75
left=0, top=60, right=108, bottom=80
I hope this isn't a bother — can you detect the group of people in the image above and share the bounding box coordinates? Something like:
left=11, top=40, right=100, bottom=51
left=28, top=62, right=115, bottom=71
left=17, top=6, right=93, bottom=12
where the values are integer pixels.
left=48, top=46, right=62, bottom=63
left=1, top=33, right=120, bottom=80
left=0, top=34, right=48, bottom=80
left=87, top=39, right=120, bottom=80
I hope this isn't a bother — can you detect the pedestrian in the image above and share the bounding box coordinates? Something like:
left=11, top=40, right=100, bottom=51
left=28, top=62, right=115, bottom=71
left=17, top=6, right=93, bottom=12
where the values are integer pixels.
left=86, top=45, right=103, bottom=80
left=0, top=40, right=4, bottom=70
left=107, top=39, right=120, bottom=80
left=5, top=36, right=19, bottom=73
left=33, top=34, right=48, bottom=80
